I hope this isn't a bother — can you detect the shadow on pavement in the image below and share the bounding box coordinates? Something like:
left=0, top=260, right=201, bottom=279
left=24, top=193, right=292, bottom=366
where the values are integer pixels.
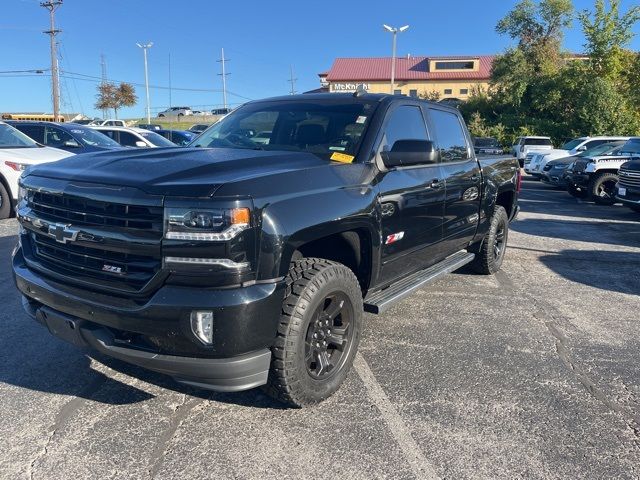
left=539, top=249, right=640, bottom=295
left=511, top=218, right=640, bottom=248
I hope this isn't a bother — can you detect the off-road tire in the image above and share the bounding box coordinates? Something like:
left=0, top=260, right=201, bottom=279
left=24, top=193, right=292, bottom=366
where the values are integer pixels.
left=589, top=172, right=619, bottom=205
left=0, top=182, right=11, bottom=219
left=567, top=184, right=588, bottom=199
left=470, top=206, right=509, bottom=275
left=264, top=258, right=362, bottom=407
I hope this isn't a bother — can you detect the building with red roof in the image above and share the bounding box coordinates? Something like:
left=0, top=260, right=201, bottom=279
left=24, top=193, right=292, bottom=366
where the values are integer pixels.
left=319, top=55, right=495, bottom=100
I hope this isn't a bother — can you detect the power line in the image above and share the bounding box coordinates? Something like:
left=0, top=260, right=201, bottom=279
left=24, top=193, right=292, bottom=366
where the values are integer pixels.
left=40, top=0, right=63, bottom=120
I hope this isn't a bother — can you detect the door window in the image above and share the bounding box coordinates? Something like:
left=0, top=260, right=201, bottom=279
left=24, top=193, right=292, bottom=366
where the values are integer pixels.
left=45, top=126, right=76, bottom=148
left=119, top=131, right=142, bottom=147
left=381, top=105, right=428, bottom=152
left=429, top=109, right=470, bottom=162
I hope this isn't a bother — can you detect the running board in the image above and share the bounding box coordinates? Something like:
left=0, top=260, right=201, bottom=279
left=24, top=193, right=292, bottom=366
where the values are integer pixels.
left=363, top=250, right=475, bottom=314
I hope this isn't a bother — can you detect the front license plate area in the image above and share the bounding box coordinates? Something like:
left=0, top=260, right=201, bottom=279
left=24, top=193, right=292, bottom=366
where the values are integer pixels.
left=618, top=187, right=627, bottom=196
left=37, top=308, right=87, bottom=347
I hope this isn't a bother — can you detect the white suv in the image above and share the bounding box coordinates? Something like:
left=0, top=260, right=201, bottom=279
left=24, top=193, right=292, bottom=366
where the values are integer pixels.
left=526, top=136, right=630, bottom=177
left=91, top=126, right=177, bottom=148
left=0, top=121, right=73, bottom=219
left=158, top=107, right=193, bottom=117
left=512, top=136, right=553, bottom=166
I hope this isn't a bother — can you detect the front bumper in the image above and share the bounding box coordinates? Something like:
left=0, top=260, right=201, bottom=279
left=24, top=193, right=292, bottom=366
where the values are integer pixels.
left=565, top=172, right=590, bottom=188
left=541, top=171, right=569, bottom=186
left=13, top=247, right=286, bottom=392
left=616, top=185, right=640, bottom=208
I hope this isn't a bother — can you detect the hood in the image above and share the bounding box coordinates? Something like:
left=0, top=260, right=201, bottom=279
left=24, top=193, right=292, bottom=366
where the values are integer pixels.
left=1, top=145, right=73, bottom=164
left=24, top=147, right=331, bottom=197
left=547, top=155, right=577, bottom=166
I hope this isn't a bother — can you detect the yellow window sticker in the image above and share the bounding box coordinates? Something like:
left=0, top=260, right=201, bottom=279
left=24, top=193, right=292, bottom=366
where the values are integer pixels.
left=330, top=152, right=355, bottom=163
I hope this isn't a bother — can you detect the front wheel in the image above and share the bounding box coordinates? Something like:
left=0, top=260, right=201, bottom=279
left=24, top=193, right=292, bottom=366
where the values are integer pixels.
left=264, top=258, right=362, bottom=407
left=470, top=206, right=509, bottom=275
left=0, top=182, right=11, bottom=219
left=589, top=172, right=619, bottom=205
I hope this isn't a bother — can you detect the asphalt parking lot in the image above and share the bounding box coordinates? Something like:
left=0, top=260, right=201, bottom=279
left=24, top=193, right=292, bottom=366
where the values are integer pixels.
left=0, top=176, right=639, bottom=480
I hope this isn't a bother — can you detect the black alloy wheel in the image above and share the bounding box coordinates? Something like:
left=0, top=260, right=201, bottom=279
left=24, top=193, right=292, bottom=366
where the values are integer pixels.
left=304, top=292, right=354, bottom=380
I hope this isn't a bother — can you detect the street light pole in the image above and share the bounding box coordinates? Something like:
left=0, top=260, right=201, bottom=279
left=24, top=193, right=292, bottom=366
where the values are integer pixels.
left=137, top=42, right=153, bottom=123
left=383, top=24, right=409, bottom=94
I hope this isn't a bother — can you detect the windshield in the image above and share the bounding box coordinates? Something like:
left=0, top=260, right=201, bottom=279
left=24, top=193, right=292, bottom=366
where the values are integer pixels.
left=190, top=100, right=378, bottom=160
left=561, top=138, right=584, bottom=150
left=140, top=131, right=177, bottom=147
left=0, top=123, right=38, bottom=148
left=524, top=138, right=553, bottom=146
left=578, top=142, right=624, bottom=158
left=620, top=139, right=640, bottom=155
left=67, top=125, right=121, bottom=147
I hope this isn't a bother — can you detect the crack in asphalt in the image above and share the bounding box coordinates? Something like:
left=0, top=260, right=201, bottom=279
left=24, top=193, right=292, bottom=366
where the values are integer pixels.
left=26, top=374, right=108, bottom=479
left=496, top=269, right=640, bottom=449
left=147, top=395, right=205, bottom=479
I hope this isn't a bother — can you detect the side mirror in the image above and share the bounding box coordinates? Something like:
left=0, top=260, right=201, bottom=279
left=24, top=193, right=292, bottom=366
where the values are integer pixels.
left=63, top=140, right=81, bottom=148
left=381, top=140, right=439, bottom=168
left=135, top=141, right=147, bottom=148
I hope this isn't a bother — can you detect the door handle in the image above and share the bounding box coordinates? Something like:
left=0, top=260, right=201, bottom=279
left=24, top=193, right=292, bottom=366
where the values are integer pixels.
left=430, top=179, right=444, bottom=189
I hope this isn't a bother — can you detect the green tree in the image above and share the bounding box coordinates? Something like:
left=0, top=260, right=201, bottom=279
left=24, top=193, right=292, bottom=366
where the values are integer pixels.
left=95, top=82, right=137, bottom=118
left=577, top=0, right=640, bottom=79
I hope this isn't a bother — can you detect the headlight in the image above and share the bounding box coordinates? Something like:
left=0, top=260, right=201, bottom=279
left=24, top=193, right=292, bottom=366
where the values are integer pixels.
left=17, top=185, right=27, bottom=204
left=164, top=207, right=250, bottom=241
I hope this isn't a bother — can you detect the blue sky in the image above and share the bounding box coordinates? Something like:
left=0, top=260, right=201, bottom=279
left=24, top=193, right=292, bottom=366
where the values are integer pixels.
left=1, top=0, right=639, bottom=118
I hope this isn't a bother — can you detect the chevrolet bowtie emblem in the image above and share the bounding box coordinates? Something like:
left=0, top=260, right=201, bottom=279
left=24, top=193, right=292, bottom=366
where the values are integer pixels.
left=48, top=223, right=80, bottom=244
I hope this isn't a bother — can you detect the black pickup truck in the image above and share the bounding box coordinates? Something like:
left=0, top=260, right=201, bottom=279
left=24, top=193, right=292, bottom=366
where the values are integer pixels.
left=13, top=93, right=520, bottom=406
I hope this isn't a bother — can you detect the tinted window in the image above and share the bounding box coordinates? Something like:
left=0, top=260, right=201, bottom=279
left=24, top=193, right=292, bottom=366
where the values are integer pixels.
left=435, top=61, right=474, bottom=70
left=382, top=105, right=428, bottom=152
left=582, top=139, right=607, bottom=150
left=140, top=131, right=177, bottom=147
left=100, top=129, right=118, bottom=141
left=14, top=124, right=45, bottom=143
left=429, top=109, right=469, bottom=162
left=524, top=138, right=553, bottom=146
left=45, top=126, right=77, bottom=147
left=118, top=131, right=141, bottom=147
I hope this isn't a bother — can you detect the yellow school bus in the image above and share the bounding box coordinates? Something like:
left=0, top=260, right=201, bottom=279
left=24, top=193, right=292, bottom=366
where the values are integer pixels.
left=1, top=113, right=65, bottom=122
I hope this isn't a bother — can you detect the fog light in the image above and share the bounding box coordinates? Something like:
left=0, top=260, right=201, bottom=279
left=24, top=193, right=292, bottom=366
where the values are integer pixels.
left=191, top=311, right=214, bottom=345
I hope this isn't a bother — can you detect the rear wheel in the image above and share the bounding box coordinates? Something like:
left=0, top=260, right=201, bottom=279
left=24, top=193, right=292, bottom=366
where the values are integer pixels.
left=470, top=206, right=509, bottom=275
left=589, top=172, right=619, bottom=205
left=264, top=258, right=362, bottom=407
left=567, top=184, right=588, bottom=199
left=0, top=182, right=11, bottom=219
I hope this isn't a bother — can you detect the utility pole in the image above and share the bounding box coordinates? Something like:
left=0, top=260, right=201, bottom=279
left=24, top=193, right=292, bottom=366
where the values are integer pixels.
left=100, top=53, right=108, bottom=119
left=41, top=0, right=62, bottom=120
left=136, top=42, right=153, bottom=124
left=383, top=24, right=409, bottom=94
left=217, top=48, right=230, bottom=110
left=288, top=65, right=297, bottom=95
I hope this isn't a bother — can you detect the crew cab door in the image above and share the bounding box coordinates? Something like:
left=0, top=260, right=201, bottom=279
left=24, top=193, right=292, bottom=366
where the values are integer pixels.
left=428, top=107, right=481, bottom=252
left=375, top=103, right=445, bottom=285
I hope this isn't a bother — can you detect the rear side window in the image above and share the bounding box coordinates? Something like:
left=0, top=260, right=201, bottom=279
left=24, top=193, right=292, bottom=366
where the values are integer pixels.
left=45, top=126, right=76, bottom=147
left=119, top=131, right=141, bottom=147
left=381, top=105, right=429, bottom=151
left=14, top=125, right=45, bottom=143
left=429, top=109, right=470, bottom=162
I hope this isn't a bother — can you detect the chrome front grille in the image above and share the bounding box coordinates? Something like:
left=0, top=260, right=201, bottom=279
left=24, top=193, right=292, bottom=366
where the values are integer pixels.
left=618, top=167, right=640, bottom=188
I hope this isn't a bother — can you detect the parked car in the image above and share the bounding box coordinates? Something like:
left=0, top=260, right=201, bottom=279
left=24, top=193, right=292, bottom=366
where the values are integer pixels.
left=14, top=93, right=519, bottom=406
left=474, top=137, right=503, bottom=155
left=156, top=129, right=196, bottom=146
left=0, top=121, right=72, bottom=219
left=526, top=136, right=630, bottom=177
left=615, top=139, right=640, bottom=213
left=564, top=138, right=640, bottom=204
left=541, top=142, right=626, bottom=187
left=73, top=118, right=101, bottom=125
left=251, top=131, right=272, bottom=145
left=191, top=110, right=208, bottom=116
left=138, top=124, right=162, bottom=131
left=512, top=136, right=553, bottom=167
left=89, top=119, right=127, bottom=127
left=211, top=108, right=231, bottom=115
left=189, top=124, right=210, bottom=134
left=91, top=126, right=177, bottom=148
left=7, top=121, right=124, bottom=154
left=158, top=107, right=193, bottom=117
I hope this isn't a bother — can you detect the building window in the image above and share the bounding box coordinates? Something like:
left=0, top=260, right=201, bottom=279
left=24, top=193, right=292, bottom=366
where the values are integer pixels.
left=409, top=89, right=418, bottom=97
left=434, top=61, right=474, bottom=70
left=393, top=89, right=402, bottom=95
left=444, top=89, right=452, bottom=95
left=460, top=88, right=469, bottom=95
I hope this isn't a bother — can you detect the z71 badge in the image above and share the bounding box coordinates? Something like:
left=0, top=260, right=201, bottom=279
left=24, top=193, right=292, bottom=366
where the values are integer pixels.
left=102, top=264, right=123, bottom=274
